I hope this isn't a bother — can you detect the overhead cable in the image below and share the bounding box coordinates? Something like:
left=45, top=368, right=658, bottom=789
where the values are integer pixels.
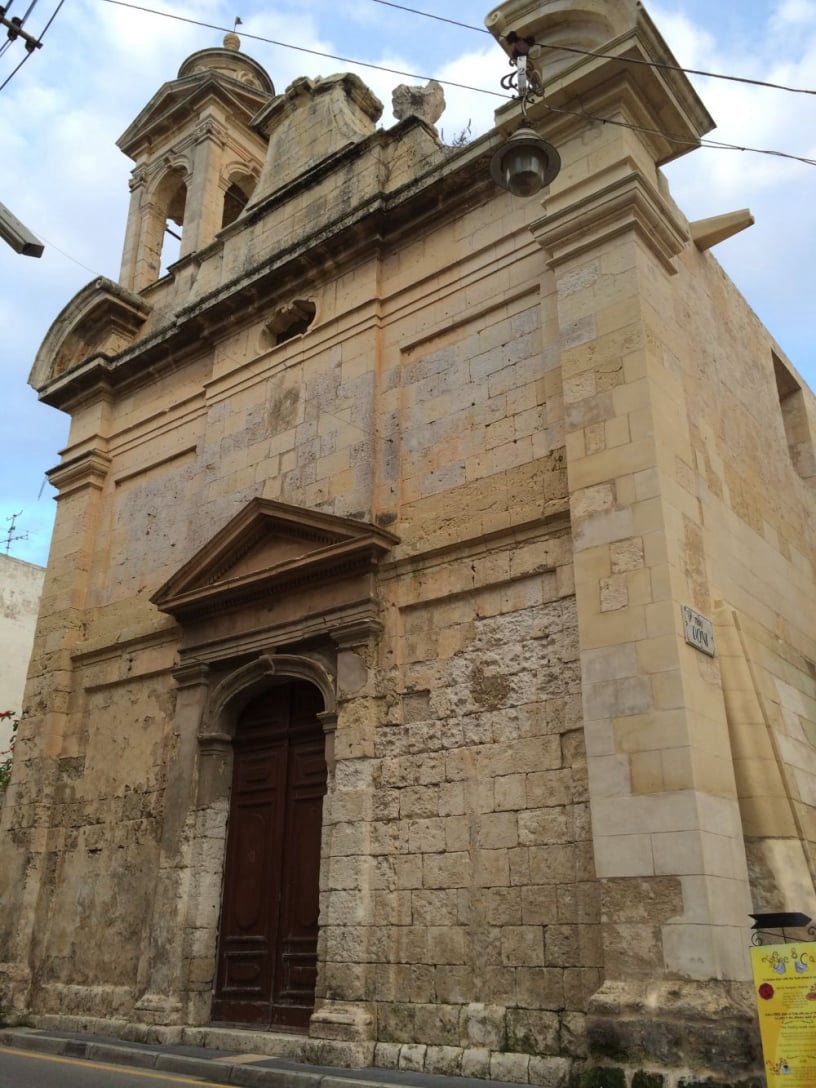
left=544, top=99, right=816, bottom=167
left=99, top=0, right=506, bottom=99
left=97, top=0, right=816, bottom=168
left=369, top=0, right=816, bottom=97
left=0, top=0, right=65, bottom=90
left=0, top=0, right=38, bottom=58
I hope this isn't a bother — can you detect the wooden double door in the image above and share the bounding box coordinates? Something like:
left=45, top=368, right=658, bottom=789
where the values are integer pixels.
left=212, top=681, right=327, bottom=1030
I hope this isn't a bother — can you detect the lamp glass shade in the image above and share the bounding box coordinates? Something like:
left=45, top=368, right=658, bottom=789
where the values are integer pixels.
left=500, top=150, right=546, bottom=197
left=490, top=128, right=561, bottom=198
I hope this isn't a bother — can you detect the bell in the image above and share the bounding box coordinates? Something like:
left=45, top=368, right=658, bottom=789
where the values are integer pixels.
left=490, top=127, right=561, bottom=197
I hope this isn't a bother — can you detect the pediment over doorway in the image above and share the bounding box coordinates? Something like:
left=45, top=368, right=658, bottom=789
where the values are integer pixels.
left=151, top=498, right=399, bottom=628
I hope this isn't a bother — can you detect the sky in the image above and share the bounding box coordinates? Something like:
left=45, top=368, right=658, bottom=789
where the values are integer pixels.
left=0, top=0, right=814, bottom=567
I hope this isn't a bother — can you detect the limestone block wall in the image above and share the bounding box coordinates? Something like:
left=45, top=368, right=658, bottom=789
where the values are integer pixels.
left=652, top=235, right=816, bottom=905
left=5, top=9, right=813, bottom=1080
left=1, top=164, right=586, bottom=1057
left=357, top=539, right=592, bottom=1081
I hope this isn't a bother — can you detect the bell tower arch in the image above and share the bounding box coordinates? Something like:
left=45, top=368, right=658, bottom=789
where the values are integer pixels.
left=117, top=33, right=274, bottom=292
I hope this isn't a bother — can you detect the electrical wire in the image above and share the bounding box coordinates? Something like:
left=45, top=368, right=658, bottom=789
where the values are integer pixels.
left=34, top=230, right=103, bottom=276
left=37, top=0, right=64, bottom=38
left=97, top=0, right=816, bottom=168
left=0, top=0, right=65, bottom=89
left=0, top=48, right=32, bottom=90
left=543, top=98, right=816, bottom=167
left=100, top=0, right=506, bottom=99
left=0, top=0, right=38, bottom=59
left=369, top=0, right=816, bottom=98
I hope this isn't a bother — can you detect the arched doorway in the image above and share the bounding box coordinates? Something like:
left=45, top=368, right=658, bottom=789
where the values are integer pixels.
left=212, top=679, right=327, bottom=1030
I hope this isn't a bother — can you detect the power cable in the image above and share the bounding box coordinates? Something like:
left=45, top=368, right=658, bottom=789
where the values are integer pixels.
left=0, top=0, right=38, bottom=59
left=34, top=230, right=103, bottom=276
left=97, top=0, right=816, bottom=168
left=0, top=0, right=65, bottom=90
left=0, top=0, right=39, bottom=56
left=37, top=0, right=64, bottom=38
left=369, top=0, right=816, bottom=98
left=0, top=48, right=31, bottom=89
left=100, top=0, right=506, bottom=100
left=544, top=98, right=816, bottom=167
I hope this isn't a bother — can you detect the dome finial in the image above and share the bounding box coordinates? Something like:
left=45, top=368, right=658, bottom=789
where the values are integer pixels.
left=223, top=16, right=242, bottom=50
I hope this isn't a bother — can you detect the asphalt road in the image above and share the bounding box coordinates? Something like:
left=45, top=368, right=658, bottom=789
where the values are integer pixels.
left=0, top=1046, right=222, bottom=1087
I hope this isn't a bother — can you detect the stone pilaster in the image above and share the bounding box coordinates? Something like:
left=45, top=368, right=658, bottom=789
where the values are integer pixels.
left=0, top=444, right=113, bottom=1015
left=119, top=164, right=148, bottom=293
left=309, top=631, right=380, bottom=1048
left=135, top=663, right=211, bottom=1024
left=180, top=115, right=228, bottom=258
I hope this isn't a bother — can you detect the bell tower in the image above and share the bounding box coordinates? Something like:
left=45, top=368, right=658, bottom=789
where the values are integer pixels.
left=116, top=33, right=275, bottom=293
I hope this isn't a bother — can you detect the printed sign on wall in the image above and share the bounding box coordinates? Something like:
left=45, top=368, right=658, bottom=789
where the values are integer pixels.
left=751, top=943, right=816, bottom=1085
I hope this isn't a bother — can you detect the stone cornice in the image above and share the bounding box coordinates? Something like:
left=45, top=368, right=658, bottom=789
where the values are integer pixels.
left=47, top=449, right=112, bottom=498
left=383, top=507, right=571, bottom=576
left=70, top=622, right=177, bottom=667
left=172, top=662, right=211, bottom=689
left=177, top=605, right=384, bottom=664
left=530, top=169, right=687, bottom=274
left=496, top=7, right=714, bottom=166
left=35, top=133, right=498, bottom=409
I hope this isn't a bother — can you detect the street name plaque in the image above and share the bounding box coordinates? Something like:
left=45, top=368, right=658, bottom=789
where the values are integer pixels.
left=682, top=605, right=715, bottom=657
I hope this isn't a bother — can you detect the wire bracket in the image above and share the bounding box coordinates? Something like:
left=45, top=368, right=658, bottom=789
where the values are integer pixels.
left=500, top=32, right=544, bottom=118
left=0, top=8, right=43, bottom=51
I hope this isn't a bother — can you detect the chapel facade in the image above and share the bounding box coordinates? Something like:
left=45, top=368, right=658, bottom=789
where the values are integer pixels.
left=2, top=1, right=815, bottom=1085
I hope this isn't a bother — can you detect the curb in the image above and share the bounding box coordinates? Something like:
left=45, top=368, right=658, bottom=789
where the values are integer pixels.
left=3, top=1027, right=441, bottom=1088
left=0, top=1029, right=411, bottom=1088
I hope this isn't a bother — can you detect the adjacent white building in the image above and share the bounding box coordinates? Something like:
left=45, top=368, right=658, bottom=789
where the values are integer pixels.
left=0, top=553, right=45, bottom=751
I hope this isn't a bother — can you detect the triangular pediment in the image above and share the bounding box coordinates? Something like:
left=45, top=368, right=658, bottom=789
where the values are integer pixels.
left=151, top=498, right=399, bottom=621
left=118, top=72, right=273, bottom=158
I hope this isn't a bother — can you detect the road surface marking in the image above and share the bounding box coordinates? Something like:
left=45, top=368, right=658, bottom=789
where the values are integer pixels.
left=0, top=1046, right=210, bottom=1084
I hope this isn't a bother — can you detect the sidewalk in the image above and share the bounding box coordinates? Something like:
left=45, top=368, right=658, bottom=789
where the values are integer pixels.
left=0, top=1027, right=527, bottom=1088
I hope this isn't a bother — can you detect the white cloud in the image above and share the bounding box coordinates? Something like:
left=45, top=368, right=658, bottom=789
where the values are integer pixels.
left=648, top=1, right=815, bottom=387
left=773, top=0, right=816, bottom=25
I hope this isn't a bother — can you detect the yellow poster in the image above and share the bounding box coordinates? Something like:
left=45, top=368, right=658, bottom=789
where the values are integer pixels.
left=751, top=943, right=816, bottom=1086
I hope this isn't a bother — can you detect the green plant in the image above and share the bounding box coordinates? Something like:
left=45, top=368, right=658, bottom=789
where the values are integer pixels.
left=0, top=711, right=20, bottom=793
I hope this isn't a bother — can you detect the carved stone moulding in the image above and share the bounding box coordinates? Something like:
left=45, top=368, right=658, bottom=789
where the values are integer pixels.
left=30, top=277, right=151, bottom=397
left=152, top=497, right=399, bottom=659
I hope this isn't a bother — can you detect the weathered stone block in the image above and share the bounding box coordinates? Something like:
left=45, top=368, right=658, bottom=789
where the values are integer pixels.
left=398, top=1042, right=427, bottom=1071
left=516, top=967, right=565, bottom=1011
left=427, top=927, right=468, bottom=965
left=501, top=926, right=545, bottom=967
left=459, top=1003, right=506, bottom=1049
left=373, top=1041, right=400, bottom=1068
left=377, top=1002, right=415, bottom=1043
left=507, top=1008, right=561, bottom=1055
left=528, top=1055, right=572, bottom=1088
left=414, top=1003, right=459, bottom=1046
left=461, top=1047, right=490, bottom=1079
left=425, top=1045, right=463, bottom=1076
left=435, top=966, right=474, bottom=1004
left=490, top=1051, right=530, bottom=1083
